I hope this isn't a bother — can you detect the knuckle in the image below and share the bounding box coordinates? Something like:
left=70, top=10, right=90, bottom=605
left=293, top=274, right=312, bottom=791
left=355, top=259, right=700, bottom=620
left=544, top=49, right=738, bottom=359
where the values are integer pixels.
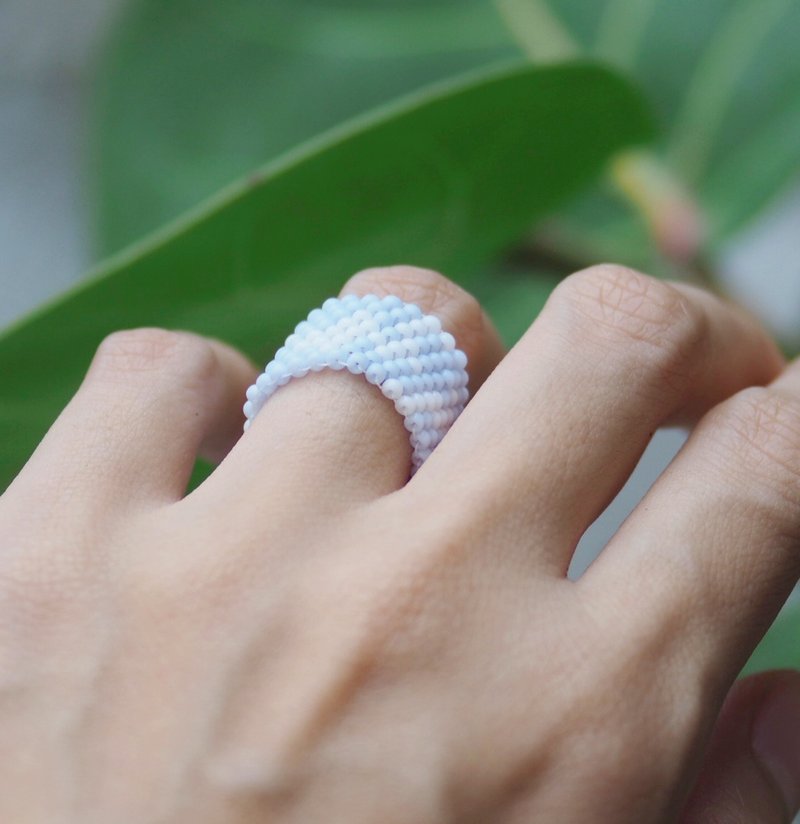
left=92, top=328, right=217, bottom=383
left=711, top=386, right=800, bottom=492
left=344, top=264, right=451, bottom=304
left=553, top=264, right=709, bottom=382
left=344, top=264, right=484, bottom=345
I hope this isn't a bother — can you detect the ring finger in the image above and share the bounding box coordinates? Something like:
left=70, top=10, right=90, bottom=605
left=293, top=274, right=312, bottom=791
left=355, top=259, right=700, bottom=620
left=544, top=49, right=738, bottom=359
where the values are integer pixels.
left=192, top=265, right=505, bottom=524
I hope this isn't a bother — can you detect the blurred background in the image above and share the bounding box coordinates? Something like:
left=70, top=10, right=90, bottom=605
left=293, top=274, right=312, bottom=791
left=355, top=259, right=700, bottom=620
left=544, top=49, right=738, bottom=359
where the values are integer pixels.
left=1, top=0, right=798, bottom=672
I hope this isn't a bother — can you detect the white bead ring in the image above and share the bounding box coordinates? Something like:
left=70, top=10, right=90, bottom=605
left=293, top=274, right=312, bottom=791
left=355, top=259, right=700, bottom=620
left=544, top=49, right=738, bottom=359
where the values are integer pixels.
left=243, top=294, right=469, bottom=472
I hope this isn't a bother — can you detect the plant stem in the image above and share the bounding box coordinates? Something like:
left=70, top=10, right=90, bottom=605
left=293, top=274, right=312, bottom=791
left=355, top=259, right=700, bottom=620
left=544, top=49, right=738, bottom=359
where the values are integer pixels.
left=492, top=0, right=578, bottom=60
left=492, top=0, right=724, bottom=293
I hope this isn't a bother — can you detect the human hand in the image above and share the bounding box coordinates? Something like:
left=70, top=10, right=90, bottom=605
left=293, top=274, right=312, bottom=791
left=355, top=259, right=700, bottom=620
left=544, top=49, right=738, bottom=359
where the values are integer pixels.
left=1, top=264, right=798, bottom=822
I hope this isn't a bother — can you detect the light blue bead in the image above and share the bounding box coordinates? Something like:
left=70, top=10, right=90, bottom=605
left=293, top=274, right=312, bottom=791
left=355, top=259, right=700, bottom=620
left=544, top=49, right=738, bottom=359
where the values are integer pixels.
left=256, top=373, right=273, bottom=392
left=381, top=295, right=403, bottom=310
left=400, top=375, right=416, bottom=394
left=308, top=308, right=329, bottom=327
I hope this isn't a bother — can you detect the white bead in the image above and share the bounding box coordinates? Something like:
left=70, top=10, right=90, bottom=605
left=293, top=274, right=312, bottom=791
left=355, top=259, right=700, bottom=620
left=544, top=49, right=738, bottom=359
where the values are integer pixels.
left=396, top=396, right=415, bottom=416
left=424, top=315, right=442, bottom=334
left=416, top=429, right=432, bottom=448
left=346, top=352, right=370, bottom=374
left=405, top=338, right=421, bottom=357
left=382, top=378, right=403, bottom=400
left=365, top=363, right=386, bottom=385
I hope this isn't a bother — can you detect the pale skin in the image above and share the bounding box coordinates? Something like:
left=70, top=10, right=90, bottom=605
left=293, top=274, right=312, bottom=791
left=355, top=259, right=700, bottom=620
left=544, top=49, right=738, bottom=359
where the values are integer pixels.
left=1, top=263, right=799, bottom=823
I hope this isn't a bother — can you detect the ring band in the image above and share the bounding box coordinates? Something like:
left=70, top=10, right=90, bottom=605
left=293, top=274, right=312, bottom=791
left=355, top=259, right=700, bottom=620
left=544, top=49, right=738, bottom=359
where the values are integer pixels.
left=243, top=294, right=469, bottom=472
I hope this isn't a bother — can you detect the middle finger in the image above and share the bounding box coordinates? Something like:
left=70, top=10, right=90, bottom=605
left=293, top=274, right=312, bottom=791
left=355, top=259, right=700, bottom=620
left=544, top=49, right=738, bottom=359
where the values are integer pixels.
left=412, top=265, right=782, bottom=574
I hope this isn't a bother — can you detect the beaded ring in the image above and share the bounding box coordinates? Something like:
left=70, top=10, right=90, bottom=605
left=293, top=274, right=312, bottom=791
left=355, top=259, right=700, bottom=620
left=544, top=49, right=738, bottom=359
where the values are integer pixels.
left=243, top=294, right=469, bottom=472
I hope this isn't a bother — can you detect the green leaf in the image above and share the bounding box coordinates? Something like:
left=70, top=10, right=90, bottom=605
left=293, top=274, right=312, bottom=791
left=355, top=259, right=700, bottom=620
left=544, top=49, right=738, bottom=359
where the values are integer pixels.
left=94, top=0, right=800, bottom=265
left=0, top=61, right=651, bottom=491
left=91, top=0, right=518, bottom=255
left=744, top=602, right=800, bottom=674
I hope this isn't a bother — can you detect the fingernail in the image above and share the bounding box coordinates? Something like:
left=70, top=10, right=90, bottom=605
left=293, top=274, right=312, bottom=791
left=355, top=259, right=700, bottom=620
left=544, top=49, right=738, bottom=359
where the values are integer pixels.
left=752, top=673, right=800, bottom=814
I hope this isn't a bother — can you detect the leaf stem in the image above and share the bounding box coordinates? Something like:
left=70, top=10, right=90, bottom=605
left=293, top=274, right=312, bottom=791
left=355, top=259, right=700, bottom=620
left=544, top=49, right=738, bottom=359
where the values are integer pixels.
left=492, top=0, right=577, bottom=61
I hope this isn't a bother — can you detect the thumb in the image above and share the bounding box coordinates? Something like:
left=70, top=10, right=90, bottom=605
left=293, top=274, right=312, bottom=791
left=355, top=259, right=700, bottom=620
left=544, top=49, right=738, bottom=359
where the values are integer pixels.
left=681, top=670, right=800, bottom=823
